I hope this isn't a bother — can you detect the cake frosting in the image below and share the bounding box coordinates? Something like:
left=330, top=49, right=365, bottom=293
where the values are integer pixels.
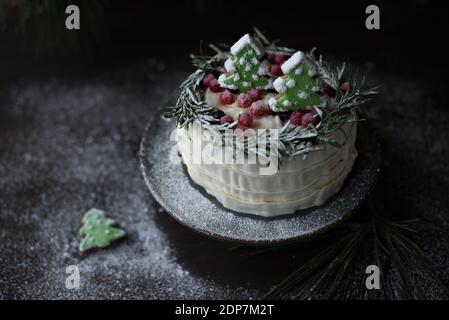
left=176, top=89, right=358, bottom=217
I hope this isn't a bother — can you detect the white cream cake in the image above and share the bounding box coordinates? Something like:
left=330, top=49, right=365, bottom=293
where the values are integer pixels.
left=177, top=89, right=357, bottom=217
left=170, top=33, right=362, bottom=217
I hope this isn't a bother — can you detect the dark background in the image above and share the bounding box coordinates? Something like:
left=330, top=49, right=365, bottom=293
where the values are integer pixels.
left=1, top=0, right=447, bottom=77
left=1, top=0, right=448, bottom=299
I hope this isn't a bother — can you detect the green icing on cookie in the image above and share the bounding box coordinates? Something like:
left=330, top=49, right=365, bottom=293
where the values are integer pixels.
left=272, top=51, right=324, bottom=111
left=220, top=34, right=270, bottom=93
left=79, top=208, right=125, bottom=252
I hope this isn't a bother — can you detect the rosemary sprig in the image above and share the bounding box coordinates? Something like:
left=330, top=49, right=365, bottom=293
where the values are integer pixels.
left=164, top=70, right=214, bottom=128
left=190, top=43, right=229, bottom=72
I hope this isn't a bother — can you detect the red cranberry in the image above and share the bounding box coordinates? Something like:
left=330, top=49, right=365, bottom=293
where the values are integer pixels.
left=267, top=53, right=276, bottom=63
left=209, top=79, right=222, bottom=93
left=238, top=113, right=253, bottom=128
left=340, top=82, right=352, bottom=94
left=248, top=89, right=263, bottom=101
left=202, top=74, right=215, bottom=87
left=301, top=111, right=320, bottom=127
left=219, top=115, right=234, bottom=125
left=250, top=101, right=268, bottom=117
left=237, top=93, right=252, bottom=108
left=270, top=65, right=283, bottom=77
left=290, top=111, right=304, bottom=126
left=219, top=90, right=235, bottom=105
left=274, top=54, right=286, bottom=65
left=322, top=84, right=336, bottom=97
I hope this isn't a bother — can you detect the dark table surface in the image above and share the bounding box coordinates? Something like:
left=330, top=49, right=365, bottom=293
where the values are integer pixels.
left=1, top=1, right=449, bottom=299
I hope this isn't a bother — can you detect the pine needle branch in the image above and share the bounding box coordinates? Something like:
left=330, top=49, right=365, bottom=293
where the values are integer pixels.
left=263, top=198, right=447, bottom=300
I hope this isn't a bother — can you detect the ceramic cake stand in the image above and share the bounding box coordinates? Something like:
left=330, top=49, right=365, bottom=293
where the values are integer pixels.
left=140, top=112, right=381, bottom=245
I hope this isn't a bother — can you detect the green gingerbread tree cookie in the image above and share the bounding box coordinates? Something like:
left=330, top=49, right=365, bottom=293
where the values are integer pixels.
left=79, top=208, right=126, bottom=252
left=269, top=51, right=324, bottom=111
left=218, top=34, right=271, bottom=93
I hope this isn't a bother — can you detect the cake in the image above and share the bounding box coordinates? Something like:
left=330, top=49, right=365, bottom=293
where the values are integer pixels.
left=166, top=32, right=375, bottom=217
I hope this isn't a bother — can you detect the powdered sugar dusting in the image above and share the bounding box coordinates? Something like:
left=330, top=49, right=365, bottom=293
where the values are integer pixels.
left=0, top=68, right=256, bottom=299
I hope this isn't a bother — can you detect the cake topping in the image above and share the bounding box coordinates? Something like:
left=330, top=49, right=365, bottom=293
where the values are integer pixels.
left=267, top=53, right=276, bottom=63
left=249, top=88, right=263, bottom=101
left=273, top=77, right=287, bottom=93
left=219, top=34, right=271, bottom=93
left=209, top=78, right=222, bottom=93
left=301, top=111, right=321, bottom=127
left=281, top=51, right=304, bottom=74
left=290, top=111, right=304, bottom=126
left=250, top=101, right=269, bottom=117
left=257, top=60, right=271, bottom=76
left=271, top=51, right=324, bottom=111
left=224, top=57, right=236, bottom=73
left=219, top=90, right=235, bottom=105
left=219, top=115, right=234, bottom=125
left=237, top=93, right=252, bottom=108
left=274, top=54, right=287, bottom=66
left=322, top=84, right=336, bottom=97
left=270, top=64, right=283, bottom=77
left=230, top=33, right=264, bottom=57
left=165, top=30, right=377, bottom=163
left=238, top=112, right=253, bottom=128
left=202, top=73, right=216, bottom=87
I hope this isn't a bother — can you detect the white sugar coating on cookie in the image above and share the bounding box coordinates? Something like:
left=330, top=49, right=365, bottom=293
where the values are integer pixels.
left=230, top=33, right=265, bottom=57
left=286, top=79, right=296, bottom=88
left=218, top=73, right=227, bottom=86
left=257, top=60, right=270, bottom=76
left=252, top=74, right=259, bottom=81
left=218, top=74, right=237, bottom=90
left=268, top=97, right=281, bottom=111
left=283, top=99, right=291, bottom=107
left=295, top=67, right=303, bottom=75
left=297, top=91, right=309, bottom=99
left=308, top=67, right=317, bottom=77
left=224, top=58, right=236, bottom=73
left=281, top=51, right=304, bottom=74
left=273, top=77, right=287, bottom=93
